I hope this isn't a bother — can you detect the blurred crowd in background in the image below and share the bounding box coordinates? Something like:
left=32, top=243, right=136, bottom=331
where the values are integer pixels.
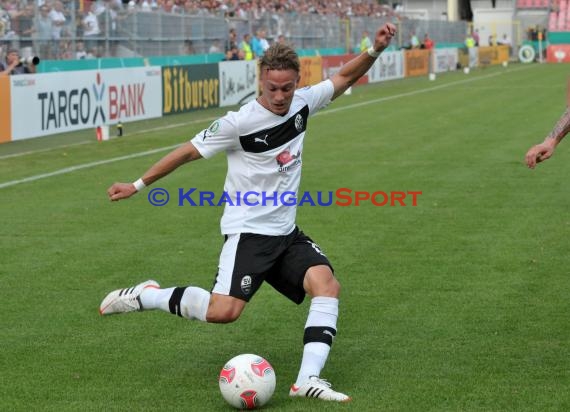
left=0, top=0, right=406, bottom=60
left=0, top=0, right=550, bottom=63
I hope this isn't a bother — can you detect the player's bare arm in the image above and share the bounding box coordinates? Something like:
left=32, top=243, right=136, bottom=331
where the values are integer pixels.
left=330, top=23, right=396, bottom=100
left=525, top=107, right=570, bottom=168
left=545, top=106, right=570, bottom=145
left=107, top=142, right=202, bottom=201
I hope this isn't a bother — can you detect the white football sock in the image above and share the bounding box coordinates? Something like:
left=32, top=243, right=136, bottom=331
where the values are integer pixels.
left=294, top=296, right=339, bottom=387
left=140, top=287, right=174, bottom=311
left=295, top=342, right=331, bottom=387
left=140, top=286, right=210, bottom=322
left=179, top=287, right=210, bottom=321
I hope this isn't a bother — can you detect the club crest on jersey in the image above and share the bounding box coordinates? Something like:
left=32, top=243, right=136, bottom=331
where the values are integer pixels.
left=276, top=148, right=302, bottom=172
left=294, top=114, right=303, bottom=132
left=240, top=275, right=252, bottom=295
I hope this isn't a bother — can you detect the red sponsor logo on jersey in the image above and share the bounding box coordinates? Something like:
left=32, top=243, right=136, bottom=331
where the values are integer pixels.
left=276, top=150, right=293, bottom=166
left=276, top=148, right=301, bottom=171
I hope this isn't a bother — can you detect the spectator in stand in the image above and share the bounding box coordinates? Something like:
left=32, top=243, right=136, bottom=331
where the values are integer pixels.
left=161, top=0, right=174, bottom=13
left=410, top=32, right=420, bottom=49
left=272, top=5, right=287, bottom=38
left=239, top=33, right=254, bottom=60
left=92, top=0, right=108, bottom=16
left=58, top=39, right=73, bottom=59
left=82, top=3, right=101, bottom=53
left=75, top=40, right=88, bottom=59
left=49, top=1, right=66, bottom=40
left=497, top=33, right=511, bottom=46
left=465, top=33, right=475, bottom=49
left=209, top=39, right=222, bottom=54
left=275, top=34, right=287, bottom=45
left=359, top=30, right=372, bottom=52
left=472, top=29, right=480, bottom=46
left=36, top=4, right=53, bottom=60
left=126, top=1, right=137, bottom=13
left=183, top=39, right=195, bottom=54
left=0, top=2, right=10, bottom=36
left=224, top=44, right=242, bottom=60
left=251, top=29, right=261, bottom=57
left=227, top=27, right=237, bottom=52
left=14, top=2, right=35, bottom=55
left=497, top=33, right=512, bottom=55
left=140, top=0, right=152, bottom=12
left=99, top=0, right=123, bottom=57
left=257, top=28, right=270, bottom=55
left=49, top=1, right=67, bottom=59
left=251, top=28, right=270, bottom=57
left=422, top=33, right=434, bottom=50
left=234, top=3, right=248, bottom=19
left=0, top=24, right=7, bottom=52
left=170, top=0, right=183, bottom=14
left=527, top=26, right=541, bottom=41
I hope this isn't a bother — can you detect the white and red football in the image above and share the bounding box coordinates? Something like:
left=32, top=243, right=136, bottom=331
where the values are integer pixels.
left=219, top=354, right=276, bottom=409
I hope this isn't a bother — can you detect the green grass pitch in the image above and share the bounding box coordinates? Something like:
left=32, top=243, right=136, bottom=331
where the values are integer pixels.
left=1, top=63, right=569, bottom=411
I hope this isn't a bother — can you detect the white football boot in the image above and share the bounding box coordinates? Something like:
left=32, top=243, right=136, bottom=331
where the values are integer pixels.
left=99, top=280, right=160, bottom=315
left=289, top=376, right=351, bottom=402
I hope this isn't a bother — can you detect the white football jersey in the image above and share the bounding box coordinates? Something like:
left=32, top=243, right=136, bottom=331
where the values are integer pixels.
left=191, top=79, right=334, bottom=235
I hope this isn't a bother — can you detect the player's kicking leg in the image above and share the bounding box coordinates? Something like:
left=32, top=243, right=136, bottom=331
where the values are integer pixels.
left=99, top=235, right=250, bottom=322
left=99, top=280, right=213, bottom=321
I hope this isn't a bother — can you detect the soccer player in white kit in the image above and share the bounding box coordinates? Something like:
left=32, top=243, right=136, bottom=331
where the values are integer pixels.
left=101, top=23, right=396, bottom=402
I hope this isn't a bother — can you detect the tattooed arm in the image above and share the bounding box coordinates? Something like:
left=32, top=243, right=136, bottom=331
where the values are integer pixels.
left=525, top=107, right=570, bottom=169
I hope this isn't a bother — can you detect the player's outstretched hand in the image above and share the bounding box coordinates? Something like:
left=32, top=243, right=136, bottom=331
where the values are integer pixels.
left=375, top=23, right=397, bottom=50
left=108, top=182, right=138, bottom=201
left=525, top=140, right=556, bottom=169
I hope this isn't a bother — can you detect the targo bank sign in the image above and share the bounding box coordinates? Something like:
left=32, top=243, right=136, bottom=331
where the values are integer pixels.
left=9, top=67, right=162, bottom=141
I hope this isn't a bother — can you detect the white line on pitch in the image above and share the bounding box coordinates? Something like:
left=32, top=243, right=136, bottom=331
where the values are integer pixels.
left=319, top=65, right=533, bottom=116
left=0, top=141, right=91, bottom=160
left=0, top=116, right=218, bottom=160
left=0, top=144, right=181, bottom=189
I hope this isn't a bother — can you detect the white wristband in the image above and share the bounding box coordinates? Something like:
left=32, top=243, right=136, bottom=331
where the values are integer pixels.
left=133, top=178, right=146, bottom=192
left=367, top=47, right=381, bottom=58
